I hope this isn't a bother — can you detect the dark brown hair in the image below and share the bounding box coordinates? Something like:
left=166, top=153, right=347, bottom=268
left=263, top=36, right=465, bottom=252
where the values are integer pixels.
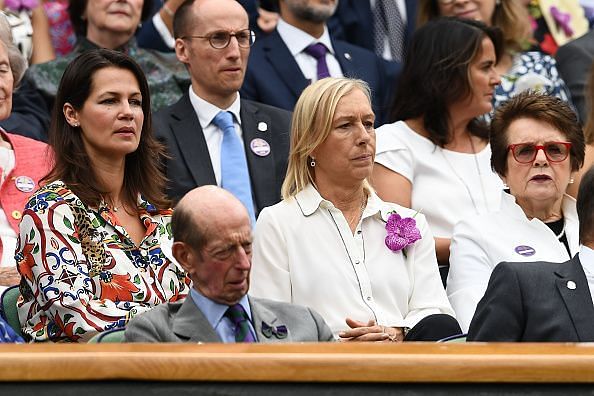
left=577, top=165, right=594, bottom=244
left=584, top=64, right=594, bottom=145
left=389, top=17, right=503, bottom=147
left=490, top=91, right=585, bottom=177
left=45, top=48, right=170, bottom=210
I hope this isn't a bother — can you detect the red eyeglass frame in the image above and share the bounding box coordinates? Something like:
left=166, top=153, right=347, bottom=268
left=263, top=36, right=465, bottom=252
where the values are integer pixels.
left=507, top=141, right=572, bottom=163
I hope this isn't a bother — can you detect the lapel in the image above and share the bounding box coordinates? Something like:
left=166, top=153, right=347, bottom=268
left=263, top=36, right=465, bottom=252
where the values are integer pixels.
left=263, top=31, right=309, bottom=99
left=169, top=93, right=217, bottom=187
left=554, top=255, right=594, bottom=341
left=249, top=296, right=290, bottom=343
left=240, top=100, right=277, bottom=213
left=404, top=0, right=417, bottom=42
left=172, top=296, right=221, bottom=343
left=333, top=39, right=355, bottom=76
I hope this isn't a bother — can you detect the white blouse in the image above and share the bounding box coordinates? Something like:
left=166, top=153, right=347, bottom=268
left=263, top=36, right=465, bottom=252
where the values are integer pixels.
left=375, top=121, right=504, bottom=238
left=250, top=184, right=454, bottom=335
left=447, top=191, right=580, bottom=332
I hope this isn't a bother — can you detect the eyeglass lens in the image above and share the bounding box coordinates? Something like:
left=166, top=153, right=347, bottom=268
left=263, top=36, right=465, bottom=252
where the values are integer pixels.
left=210, top=30, right=253, bottom=48
left=511, top=143, right=570, bottom=163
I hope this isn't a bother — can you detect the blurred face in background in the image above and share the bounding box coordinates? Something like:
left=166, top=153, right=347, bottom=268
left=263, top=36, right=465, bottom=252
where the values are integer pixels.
left=85, top=0, right=144, bottom=42
left=437, top=0, right=496, bottom=25
left=0, top=42, right=13, bottom=121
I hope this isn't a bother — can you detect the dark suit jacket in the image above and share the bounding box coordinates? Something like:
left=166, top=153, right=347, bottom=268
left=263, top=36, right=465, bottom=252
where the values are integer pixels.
left=124, top=294, right=335, bottom=343
left=468, top=256, right=594, bottom=342
left=153, top=93, right=291, bottom=211
left=241, top=29, right=391, bottom=124
left=556, top=29, right=594, bottom=124
left=328, top=0, right=417, bottom=56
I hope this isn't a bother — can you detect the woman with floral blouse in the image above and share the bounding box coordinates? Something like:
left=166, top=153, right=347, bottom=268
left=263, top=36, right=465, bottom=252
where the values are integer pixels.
left=15, top=49, right=190, bottom=342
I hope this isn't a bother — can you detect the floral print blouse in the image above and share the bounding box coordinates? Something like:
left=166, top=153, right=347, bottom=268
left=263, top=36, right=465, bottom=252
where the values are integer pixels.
left=15, top=181, right=190, bottom=342
left=493, top=51, right=572, bottom=112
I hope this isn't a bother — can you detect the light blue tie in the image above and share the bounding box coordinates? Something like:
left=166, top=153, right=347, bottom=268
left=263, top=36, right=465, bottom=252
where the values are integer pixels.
left=212, top=111, right=256, bottom=224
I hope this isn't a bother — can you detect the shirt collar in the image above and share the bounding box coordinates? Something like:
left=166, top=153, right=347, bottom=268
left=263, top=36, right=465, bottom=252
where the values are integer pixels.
left=276, top=18, right=335, bottom=56
left=188, top=86, right=242, bottom=129
left=190, top=288, right=252, bottom=329
left=294, top=183, right=383, bottom=220
left=580, top=245, right=594, bottom=276
left=500, top=190, right=578, bottom=224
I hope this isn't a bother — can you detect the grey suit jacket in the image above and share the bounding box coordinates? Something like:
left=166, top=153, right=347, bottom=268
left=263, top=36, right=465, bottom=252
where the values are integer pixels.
left=556, top=29, right=594, bottom=124
left=125, top=295, right=335, bottom=343
left=468, top=255, right=594, bottom=342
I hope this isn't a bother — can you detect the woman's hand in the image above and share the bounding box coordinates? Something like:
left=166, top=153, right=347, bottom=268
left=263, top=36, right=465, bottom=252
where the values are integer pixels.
left=338, top=318, right=404, bottom=342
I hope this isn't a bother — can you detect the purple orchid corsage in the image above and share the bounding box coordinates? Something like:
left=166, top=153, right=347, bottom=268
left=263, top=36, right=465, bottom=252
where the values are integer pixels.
left=384, top=212, right=421, bottom=253
left=5, top=0, right=39, bottom=12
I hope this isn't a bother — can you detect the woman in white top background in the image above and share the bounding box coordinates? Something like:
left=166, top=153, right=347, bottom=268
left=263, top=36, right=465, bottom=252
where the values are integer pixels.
left=250, top=77, right=460, bottom=342
left=447, top=92, right=585, bottom=331
left=372, top=18, right=505, bottom=272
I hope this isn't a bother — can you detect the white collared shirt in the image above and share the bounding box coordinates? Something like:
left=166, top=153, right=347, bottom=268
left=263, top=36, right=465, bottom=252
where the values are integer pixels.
left=579, top=245, right=594, bottom=306
left=188, top=87, right=243, bottom=185
left=276, top=18, right=343, bottom=82
left=250, top=184, right=454, bottom=335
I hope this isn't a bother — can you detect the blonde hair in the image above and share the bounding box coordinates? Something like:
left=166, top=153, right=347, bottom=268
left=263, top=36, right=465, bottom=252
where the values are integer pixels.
left=281, top=77, right=371, bottom=199
left=418, top=0, right=531, bottom=53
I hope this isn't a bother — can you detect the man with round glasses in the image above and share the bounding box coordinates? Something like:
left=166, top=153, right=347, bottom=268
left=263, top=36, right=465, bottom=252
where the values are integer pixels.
left=153, top=0, right=292, bottom=217
left=446, top=92, right=586, bottom=333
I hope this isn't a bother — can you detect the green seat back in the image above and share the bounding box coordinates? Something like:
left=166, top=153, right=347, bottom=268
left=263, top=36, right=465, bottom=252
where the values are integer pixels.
left=1, top=286, right=22, bottom=338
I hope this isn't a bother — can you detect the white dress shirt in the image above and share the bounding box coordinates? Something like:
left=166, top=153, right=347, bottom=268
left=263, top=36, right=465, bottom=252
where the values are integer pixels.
left=276, top=18, right=343, bottom=82
left=250, top=184, right=454, bottom=335
left=188, top=87, right=243, bottom=186
left=579, top=245, right=594, bottom=306
left=447, top=191, right=580, bottom=332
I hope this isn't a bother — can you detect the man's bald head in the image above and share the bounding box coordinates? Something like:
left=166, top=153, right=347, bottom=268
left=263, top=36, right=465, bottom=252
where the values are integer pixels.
left=172, top=186, right=250, bottom=253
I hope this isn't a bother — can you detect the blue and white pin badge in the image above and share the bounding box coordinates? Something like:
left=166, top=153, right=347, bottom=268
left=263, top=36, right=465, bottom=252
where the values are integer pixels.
left=15, top=176, right=35, bottom=193
left=514, top=245, right=536, bottom=257
left=250, top=138, right=271, bottom=157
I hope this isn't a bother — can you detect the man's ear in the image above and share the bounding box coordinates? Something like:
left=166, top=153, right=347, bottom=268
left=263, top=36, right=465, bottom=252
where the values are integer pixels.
left=175, top=38, right=190, bottom=64
left=172, top=241, right=195, bottom=275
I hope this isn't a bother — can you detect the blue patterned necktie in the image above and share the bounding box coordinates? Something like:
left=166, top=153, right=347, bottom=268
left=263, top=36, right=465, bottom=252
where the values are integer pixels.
left=373, top=0, right=405, bottom=62
left=212, top=111, right=256, bottom=224
left=225, top=303, right=256, bottom=343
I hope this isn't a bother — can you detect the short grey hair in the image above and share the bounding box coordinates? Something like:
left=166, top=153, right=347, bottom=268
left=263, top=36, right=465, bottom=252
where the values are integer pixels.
left=0, top=12, right=27, bottom=87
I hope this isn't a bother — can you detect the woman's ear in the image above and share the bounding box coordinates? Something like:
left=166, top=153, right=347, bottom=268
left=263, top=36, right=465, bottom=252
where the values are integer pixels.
left=63, top=103, right=80, bottom=128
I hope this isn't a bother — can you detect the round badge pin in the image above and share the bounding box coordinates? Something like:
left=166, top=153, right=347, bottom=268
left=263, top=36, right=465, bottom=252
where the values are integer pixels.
left=257, top=122, right=268, bottom=132
left=514, top=245, right=535, bottom=257
left=567, top=281, right=577, bottom=290
left=250, top=138, right=271, bottom=157
left=15, top=176, right=35, bottom=193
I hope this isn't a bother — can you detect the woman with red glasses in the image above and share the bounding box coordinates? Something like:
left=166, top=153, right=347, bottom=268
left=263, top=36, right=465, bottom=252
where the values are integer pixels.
left=447, top=91, right=585, bottom=332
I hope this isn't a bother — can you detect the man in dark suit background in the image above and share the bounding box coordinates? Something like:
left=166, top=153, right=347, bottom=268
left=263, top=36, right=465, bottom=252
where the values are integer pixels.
left=125, top=186, right=334, bottom=343
left=154, top=0, right=291, bottom=218
left=556, top=29, right=594, bottom=125
left=468, top=166, right=594, bottom=342
left=241, top=0, right=391, bottom=123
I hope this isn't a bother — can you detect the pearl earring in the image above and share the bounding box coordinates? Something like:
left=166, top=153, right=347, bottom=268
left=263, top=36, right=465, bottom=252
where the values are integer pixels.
left=310, top=157, right=316, bottom=167
left=569, top=178, right=575, bottom=184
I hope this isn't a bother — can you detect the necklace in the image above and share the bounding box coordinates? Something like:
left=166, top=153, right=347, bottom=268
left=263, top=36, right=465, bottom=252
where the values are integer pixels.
left=439, top=135, right=489, bottom=215
left=345, top=194, right=368, bottom=232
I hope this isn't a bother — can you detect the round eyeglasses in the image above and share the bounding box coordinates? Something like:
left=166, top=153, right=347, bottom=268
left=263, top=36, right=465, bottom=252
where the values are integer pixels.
left=182, top=29, right=255, bottom=49
left=507, top=142, right=572, bottom=163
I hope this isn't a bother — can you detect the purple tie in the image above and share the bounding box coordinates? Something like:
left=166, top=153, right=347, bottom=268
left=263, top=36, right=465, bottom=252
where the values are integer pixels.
left=225, top=304, right=256, bottom=343
left=304, top=43, right=331, bottom=81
